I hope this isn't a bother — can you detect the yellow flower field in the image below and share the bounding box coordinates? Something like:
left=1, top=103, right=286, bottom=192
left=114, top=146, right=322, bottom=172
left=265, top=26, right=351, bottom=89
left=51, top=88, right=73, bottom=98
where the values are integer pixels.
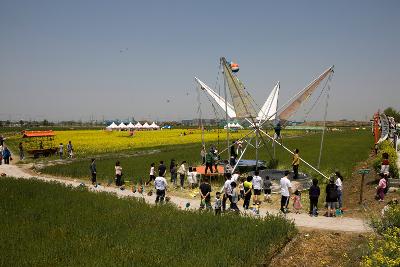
left=43, top=129, right=250, bottom=156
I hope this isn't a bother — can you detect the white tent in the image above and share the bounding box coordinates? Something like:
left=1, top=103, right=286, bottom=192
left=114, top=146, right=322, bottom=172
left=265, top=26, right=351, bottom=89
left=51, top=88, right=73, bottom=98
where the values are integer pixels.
left=150, top=122, right=160, bottom=129
left=127, top=122, right=135, bottom=129
left=134, top=122, right=143, bottom=129
left=234, top=122, right=243, bottom=129
left=118, top=122, right=127, bottom=130
left=224, top=122, right=242, bottom=129
left=142, top=122, right=151, bottom=129
left=106, top=122, right=118, bottom=130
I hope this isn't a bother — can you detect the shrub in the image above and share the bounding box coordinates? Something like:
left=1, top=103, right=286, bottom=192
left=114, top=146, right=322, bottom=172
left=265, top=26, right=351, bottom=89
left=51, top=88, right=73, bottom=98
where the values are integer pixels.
left=373, top=140, right=399, bottom=178
left=363, top=204, right=400, bottom=267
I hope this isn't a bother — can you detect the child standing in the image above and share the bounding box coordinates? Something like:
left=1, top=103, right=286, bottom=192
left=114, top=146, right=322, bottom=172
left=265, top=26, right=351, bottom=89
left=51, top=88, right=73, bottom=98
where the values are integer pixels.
left=214, top=192, right=222, bottom=215
left=263, top=176, right=272, bottom=202
left=309, top=178, right=320, bottom=216
left=292, top=190, right=302, bottom=213
left=239, top=178, right=245, bottom=199
left=230, top=181, right=240, bottom=212
left=377, top=174, right=387, bottom=202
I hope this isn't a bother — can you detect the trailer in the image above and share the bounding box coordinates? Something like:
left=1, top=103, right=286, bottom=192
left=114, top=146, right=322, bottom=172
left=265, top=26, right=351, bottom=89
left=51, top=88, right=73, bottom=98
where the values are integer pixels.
left=22, top=130, right=57, bottom=158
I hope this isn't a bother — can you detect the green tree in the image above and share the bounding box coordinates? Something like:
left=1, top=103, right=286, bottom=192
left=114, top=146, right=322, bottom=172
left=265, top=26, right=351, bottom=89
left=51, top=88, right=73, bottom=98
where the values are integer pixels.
left=384, top=107, right=400, bottom=122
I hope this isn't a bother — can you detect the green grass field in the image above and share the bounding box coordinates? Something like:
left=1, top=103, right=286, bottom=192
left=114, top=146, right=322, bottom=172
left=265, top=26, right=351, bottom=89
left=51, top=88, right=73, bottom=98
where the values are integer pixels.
left=40, top=130, right=373, bottom=184
left=0, top=178, right=296, bottom=266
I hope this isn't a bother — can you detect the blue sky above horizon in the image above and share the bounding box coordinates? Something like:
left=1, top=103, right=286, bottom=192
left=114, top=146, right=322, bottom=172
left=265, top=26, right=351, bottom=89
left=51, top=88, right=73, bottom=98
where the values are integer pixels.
left=0, top=0, right=399, bottom=122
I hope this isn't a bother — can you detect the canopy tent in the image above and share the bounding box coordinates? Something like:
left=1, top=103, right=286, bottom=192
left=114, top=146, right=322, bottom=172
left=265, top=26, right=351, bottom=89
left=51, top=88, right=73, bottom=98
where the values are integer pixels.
left=118, top=122, right=127, bottom=129
left=150, top=122, right=160, bottom=129
left=224, top=122, right=243, bottom=129
left=106, top=122, right=118, bottom=130
left=142, top=122, right=151, bottom=129
left=134, top=122, right=143, bottom=129
left=126, top=122, right=135, bottom=129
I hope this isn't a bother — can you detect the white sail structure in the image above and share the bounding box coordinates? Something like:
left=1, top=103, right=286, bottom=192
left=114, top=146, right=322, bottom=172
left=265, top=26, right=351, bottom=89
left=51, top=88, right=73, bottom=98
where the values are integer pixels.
left=195, top=78, right=279, bottom=122
left=195, top=77, right=236, bottom=118
left=278, top=66, right=334, bottom=121
left=256, top=81, right=280, bottom=122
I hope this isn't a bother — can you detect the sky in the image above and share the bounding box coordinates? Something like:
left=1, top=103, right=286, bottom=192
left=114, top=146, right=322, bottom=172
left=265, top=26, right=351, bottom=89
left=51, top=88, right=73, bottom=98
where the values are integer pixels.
left=0, top=0, right=399, bottom=122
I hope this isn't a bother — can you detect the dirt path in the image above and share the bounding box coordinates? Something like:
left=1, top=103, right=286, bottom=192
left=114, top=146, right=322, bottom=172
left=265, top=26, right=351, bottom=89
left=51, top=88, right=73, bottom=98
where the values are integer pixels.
left=0, top=163, right=371, bottom=233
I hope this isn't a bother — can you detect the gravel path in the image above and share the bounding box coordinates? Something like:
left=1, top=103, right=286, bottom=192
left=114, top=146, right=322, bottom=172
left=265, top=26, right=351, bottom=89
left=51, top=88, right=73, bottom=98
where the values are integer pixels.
left=0, top=163, right=372, bottom=233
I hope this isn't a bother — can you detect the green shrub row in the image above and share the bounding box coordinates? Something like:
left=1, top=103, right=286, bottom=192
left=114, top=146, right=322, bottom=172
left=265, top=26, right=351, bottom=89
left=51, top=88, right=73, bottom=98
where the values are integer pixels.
left=373, top=140, right=399, bottom=178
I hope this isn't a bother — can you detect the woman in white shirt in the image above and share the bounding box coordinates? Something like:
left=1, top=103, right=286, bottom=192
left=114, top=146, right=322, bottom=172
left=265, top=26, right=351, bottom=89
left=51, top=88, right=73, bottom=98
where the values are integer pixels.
left=335, top=171, right=343, bottom=210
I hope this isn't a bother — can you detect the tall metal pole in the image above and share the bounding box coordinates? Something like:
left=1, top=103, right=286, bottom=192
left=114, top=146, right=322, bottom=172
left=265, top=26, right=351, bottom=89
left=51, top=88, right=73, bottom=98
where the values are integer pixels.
left=317, top=75, right=331, bottom=169
left=255, top=129, right=259, bottom=170
left=223, top=65, right=230, bottom=161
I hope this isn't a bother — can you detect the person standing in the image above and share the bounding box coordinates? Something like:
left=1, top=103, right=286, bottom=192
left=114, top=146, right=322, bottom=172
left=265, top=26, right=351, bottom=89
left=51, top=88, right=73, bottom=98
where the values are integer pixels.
left=309, top=178, right=320, bottom=216
left=199, top=177, right=212, bottom=210
left=200, top=146, right=206, bottom=165
left=146, top=163, right=156, bottom=186
left=158, top=160, right=166, bottom=177
left=0, top=145, right=3, bottom=165
left=154, top=175, right=168, bottom=203
left=252, top=170, right=263, bottom=205
left=230, top=181, right=239, bottom=212
left=325, top=177, right=338, bottom=217
left=376, top=174, right=387, bottom=202
left=274, top=122, right=282, bottom=141
left=177, top=161, right=186, bottom=189
left=205, top=149, right=214, bottom=174
left=169, top=159, right=175, bottom=182
left=280, top=170, right=292, bottom=213
left=18, top=142, right=24, bottom=160
left=292, top=149, right=300, bottom=179
left=222, top=173, right=233, bottom=212
left=170, top=161, right=177, bottom=186
left=115, top=161, right=123, bottom=186
left=2, top=146, right=11, bottom=164
left=263, top=176, right=272, bottom=202
left=90, top=158, right=97, bottom=186
left=335, top=171, right=344, bottom=210
left=59, top=143, right=64, bottom=159
left=67, top=141, right=74, bottom=158
left=243, top=176, right=253, bottom=210
left=0, top=135, right=4, bottom=146
left=214, top=192, right=222, bottom=215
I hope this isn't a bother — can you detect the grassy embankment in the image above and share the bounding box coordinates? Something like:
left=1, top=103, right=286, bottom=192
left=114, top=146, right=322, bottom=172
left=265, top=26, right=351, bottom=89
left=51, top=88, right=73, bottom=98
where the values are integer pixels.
left=0, top=178, right=296, bottom=266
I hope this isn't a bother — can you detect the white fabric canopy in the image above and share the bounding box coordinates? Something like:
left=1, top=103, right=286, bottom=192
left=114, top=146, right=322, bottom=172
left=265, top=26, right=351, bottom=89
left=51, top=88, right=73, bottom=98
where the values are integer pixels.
left=142, top=122, right=151, bottom=128
left=127, top=122, right=135, bottom=129
left=118, top=122, right=127, bottom=129
left=134, top=122, right=142, bottom=128
left=107, top=122, right=118, bottom=129
left=150, top=122, right=159, bottom=129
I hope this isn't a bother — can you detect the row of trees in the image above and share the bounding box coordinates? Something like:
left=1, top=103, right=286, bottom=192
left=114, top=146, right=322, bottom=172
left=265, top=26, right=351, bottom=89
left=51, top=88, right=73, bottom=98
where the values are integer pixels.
left=384, top=107, right=400, bottom=122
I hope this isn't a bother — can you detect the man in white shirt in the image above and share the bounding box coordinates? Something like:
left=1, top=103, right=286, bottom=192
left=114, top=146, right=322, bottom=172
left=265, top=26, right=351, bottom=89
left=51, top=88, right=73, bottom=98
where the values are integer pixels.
left=154, top=176, right=168, bottom=203
left=222, top=173, right=233, bottom=211
left=280, top=170, right=292, bottom=213
left=252, top=170, right=263, bottom=204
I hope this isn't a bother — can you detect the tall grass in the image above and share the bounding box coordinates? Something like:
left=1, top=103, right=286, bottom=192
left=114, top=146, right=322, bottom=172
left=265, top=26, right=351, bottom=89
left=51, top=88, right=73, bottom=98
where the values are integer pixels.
left=0, top=178, right=296, bottom=266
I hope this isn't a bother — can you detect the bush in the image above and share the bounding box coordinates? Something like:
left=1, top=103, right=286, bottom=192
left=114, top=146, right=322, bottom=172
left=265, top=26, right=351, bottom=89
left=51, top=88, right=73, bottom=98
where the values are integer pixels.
left=373, top=140, right=399, bottom=178
left=363, top=204, right=400, bottom=267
